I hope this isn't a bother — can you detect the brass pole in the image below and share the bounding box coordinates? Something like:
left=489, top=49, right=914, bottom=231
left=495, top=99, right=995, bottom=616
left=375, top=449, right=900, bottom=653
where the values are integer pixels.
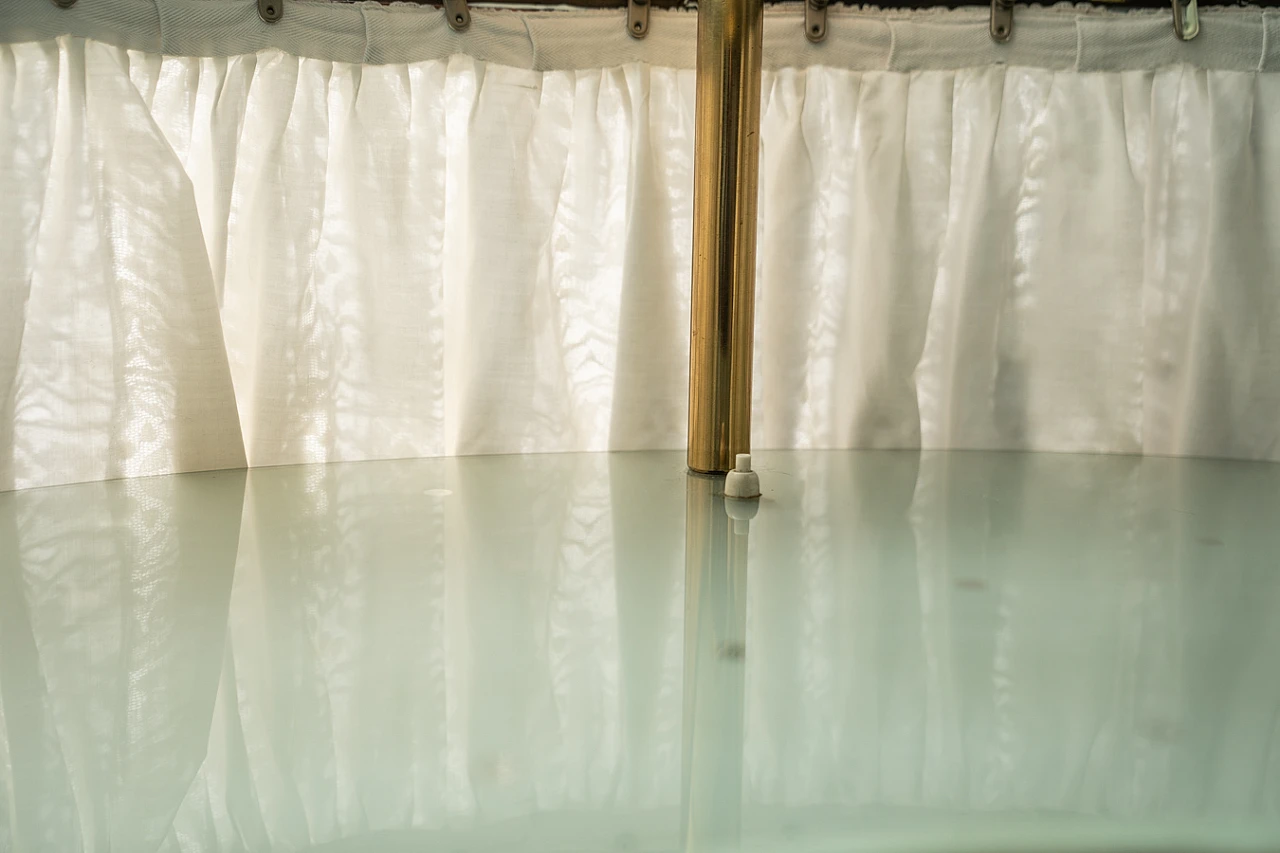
left=687, top=0, right=764, bottom=474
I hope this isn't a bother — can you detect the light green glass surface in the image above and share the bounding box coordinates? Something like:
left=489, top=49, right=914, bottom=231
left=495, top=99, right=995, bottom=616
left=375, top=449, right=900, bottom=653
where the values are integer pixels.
left=1, top=451, right=1277, bottom=852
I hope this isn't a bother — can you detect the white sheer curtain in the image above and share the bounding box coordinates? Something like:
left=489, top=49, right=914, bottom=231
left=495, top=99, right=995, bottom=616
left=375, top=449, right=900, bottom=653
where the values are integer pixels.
left=4, top=3, right=1280, bottom=491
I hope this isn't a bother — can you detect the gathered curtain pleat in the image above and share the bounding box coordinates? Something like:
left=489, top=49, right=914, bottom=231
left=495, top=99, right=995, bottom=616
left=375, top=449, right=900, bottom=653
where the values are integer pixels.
left=4, top=12, right=1280, bottom=490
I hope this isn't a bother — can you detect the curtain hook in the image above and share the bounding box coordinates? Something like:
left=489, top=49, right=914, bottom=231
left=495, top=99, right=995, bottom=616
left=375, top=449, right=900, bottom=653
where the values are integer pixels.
left=1172, top=0, right=1199, bottom=40
left=443, top=0, right=471, bottom=32
left=806, top=0, right=828, bottom=43
left=990, top=0, right=1013, bottom=42
left=628, top=0, right=649, bottom=39
left=258, top=0, right=283, bottom=23
left=51, top=0, right=78, bottom=7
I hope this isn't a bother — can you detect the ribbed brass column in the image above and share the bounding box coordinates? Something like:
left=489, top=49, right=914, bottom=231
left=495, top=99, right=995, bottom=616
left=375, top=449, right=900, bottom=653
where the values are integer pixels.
left=687, top=0, right=764, bottom=474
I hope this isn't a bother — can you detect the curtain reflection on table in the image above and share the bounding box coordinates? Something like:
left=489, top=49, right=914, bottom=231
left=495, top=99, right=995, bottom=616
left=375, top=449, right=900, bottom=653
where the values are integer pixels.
left=1, top=451, right=1278, bottom=852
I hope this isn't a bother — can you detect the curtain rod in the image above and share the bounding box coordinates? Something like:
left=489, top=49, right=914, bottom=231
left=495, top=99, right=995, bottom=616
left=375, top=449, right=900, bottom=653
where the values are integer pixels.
left=39, top=0, right=1277, bottom=54
left=301, top=0, right=1276, bottom=43
left=324, top=0, right=1276, bottom=6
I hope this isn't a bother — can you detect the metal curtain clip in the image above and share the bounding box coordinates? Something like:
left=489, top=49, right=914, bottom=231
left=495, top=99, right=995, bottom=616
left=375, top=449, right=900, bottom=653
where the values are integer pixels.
left=258, top=0, right=282, bottom=23
left=990, top=0, right=1013, bottom=42
left=628, top=0, right=649, bottom=39
left=806, top=0, right=828, bottom=43
left=443, top=0, right=471, bottom=32
left=1172, top=0, right=1199, bottom=40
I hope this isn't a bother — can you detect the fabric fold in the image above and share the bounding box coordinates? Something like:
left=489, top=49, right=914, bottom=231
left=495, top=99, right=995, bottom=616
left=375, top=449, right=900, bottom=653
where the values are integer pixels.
left=4, top=30, right=1280, bottom=489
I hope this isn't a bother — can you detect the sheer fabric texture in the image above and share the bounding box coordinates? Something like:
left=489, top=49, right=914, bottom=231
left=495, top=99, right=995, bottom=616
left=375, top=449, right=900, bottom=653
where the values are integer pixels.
left=3, top=7, right=1280, bottom=489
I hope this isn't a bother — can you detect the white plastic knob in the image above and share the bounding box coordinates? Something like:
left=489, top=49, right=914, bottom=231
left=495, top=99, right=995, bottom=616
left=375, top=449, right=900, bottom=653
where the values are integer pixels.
left=724, top=453, right=761, bottom=500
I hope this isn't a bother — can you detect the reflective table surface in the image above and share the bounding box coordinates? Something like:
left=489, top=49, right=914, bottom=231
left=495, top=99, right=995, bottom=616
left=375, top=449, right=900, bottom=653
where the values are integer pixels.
left=1, top=450, right=1278, bottom=852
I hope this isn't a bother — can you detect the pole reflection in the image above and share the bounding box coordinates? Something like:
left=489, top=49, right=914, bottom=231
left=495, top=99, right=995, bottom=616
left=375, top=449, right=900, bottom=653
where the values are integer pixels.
left=682, top=472, right=753, bottom=853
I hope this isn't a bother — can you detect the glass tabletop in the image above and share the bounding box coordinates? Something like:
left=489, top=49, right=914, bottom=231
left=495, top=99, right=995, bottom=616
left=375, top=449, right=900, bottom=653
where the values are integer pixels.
left=1, top=450, right=1278, bottom=852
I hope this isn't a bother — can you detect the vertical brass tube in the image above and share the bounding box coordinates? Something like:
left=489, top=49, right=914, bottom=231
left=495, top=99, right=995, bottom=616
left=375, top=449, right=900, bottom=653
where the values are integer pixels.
left=687, top=0, right=764, bottom=474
